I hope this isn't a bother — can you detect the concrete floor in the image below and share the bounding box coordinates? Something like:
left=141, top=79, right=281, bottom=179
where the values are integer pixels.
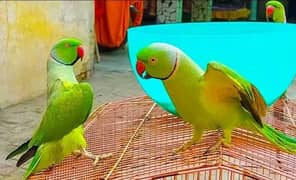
left=0, top=48, right=144, bottom=179
left=0, top=48, right=295, bottom=179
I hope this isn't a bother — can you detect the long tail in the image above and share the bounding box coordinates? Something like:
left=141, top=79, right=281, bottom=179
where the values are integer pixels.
left=17, top=146, right=38, bottom=167
left=259, top=124, right=296, bottom=153
left=6, top=139, right=31, bottom=160
left=22, top=127, right=86, bottom=179
left=23, top=150, right=42, bottom=180
left=23, top=141, right=66, bottom=179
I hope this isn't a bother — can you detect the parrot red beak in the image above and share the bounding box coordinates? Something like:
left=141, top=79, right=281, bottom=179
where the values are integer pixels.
left=77, top=46, right=84, bottom=61
left=136, top=60, right=151, bottom=79
left=136, top=60, right=145, bottom=77
left=266, top=5, right=275, bottom=17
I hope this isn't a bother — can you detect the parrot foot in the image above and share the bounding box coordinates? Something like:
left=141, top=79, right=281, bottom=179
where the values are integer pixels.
left=173, top=130, right=203, bottom=154
left=73, top=151, right=82, bottom=159
left=204, top=138, right=231, bottom=155
left=74, top=149, right=112, bottom=166
left=173, top=140, right=195, bottom=154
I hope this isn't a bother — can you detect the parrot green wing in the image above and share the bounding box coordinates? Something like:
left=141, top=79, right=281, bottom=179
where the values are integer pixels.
left=202, top=61, right=268, bottom=127
left=6, top=79, right=67, bottom=161
left=12, top=79, right=93, bottom=167
left=202, top=61, right=296, bottom=153
left=29, top=80, right=93, bottom=148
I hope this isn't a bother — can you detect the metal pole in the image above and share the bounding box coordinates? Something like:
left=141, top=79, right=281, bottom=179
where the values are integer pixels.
left=249, top=0, right=258, bottom=21
left=176, top=0, right=183, bottom=22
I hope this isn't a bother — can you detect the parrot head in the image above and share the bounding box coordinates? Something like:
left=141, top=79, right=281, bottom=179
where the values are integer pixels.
left=136, top=43, right=179, bottom=80
left=265, top=1, right=286, bottom=23
left=50, top=38, right=84, bottom=65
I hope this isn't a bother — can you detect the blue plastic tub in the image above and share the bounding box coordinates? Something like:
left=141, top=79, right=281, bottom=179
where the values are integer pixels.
left=128, top=22, right=296, bottom=114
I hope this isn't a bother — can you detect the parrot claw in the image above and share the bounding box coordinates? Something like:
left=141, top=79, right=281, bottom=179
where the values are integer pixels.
left=204, top=138, right=232, bottom=155
left=73, top=150, right=82, bottom=158
left=203, top=146, right=216, bottom=155
left=173, top=131, right=202, bottom=154
left=75, top=149, right=112, bottom=166
left=173, top=141, right=195, bottom=154
left=172, top=148, right=181, bottom=155
left=91, top=153, right=113, bottom=166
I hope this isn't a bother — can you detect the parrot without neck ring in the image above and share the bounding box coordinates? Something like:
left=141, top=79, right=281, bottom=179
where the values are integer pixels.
left=6, top=38, right=111, bottom=179
left=136, top=43, right=296, bottom=154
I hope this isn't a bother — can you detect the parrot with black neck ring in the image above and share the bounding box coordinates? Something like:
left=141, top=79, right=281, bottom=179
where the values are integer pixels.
left=6, top=38, right=111, bottom=179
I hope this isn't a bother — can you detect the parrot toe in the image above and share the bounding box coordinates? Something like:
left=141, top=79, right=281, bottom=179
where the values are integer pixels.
left=92, top=153, right=113, bottom=166
left=204, top=137, right=232, bottom=155
left=173, top=131, right=202, bottom=154
left=72, top=150, right=83, bottom=159
left=173, top=140, right=196, bottom=154
left=75, top=148, right=112, bottom=166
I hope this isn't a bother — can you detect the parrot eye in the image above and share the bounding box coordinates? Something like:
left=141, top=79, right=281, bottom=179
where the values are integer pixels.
left=149, top=57, right=158, bottom=65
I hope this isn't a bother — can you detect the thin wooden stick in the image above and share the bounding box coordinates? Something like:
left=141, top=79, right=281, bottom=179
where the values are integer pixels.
left=105, top=103, right=157, bottom=180
left=283, top=99, right=296, bottom=127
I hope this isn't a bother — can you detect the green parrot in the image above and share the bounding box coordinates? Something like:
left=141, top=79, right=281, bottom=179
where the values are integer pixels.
left=136, top=43, right=296, bottom=154
left=265, top=1, right=286, bottom=23
left=265, top=1, right=295, bottom=120
left=6, top=38, right=111, bottom=179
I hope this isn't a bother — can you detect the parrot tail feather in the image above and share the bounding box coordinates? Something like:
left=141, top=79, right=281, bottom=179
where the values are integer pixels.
left=260, top=124, right=296, bottom=153
left=23, top=151, right=41, bottom=180
left=6, top=139, right=31, bottom=160
left=17, top=146, right=38, bottom=167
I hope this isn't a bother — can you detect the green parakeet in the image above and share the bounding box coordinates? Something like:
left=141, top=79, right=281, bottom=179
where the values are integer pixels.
left=136, top=43, right=296, bottom=154
left=266, top=1, right=294, bottom=111
left=266, top=1, right=286, bottom=23
left=6, top=38, right=111, bottom=179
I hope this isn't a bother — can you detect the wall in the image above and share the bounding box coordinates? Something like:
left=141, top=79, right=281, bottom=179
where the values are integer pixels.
left=191, top=0, right=213, bottom=21
left=0, top=1, right=95, bottom=109
left=156, top=0, right=183, bottom=23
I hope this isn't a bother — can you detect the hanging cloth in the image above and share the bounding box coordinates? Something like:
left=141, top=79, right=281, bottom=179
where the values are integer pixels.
left=94, top=0, right=144, bottom=49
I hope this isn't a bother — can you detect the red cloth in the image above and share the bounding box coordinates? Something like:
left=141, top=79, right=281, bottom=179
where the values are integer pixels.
left=94, top=0, right=144, bottom=48
left=131, top=0, right=144, bottom=26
